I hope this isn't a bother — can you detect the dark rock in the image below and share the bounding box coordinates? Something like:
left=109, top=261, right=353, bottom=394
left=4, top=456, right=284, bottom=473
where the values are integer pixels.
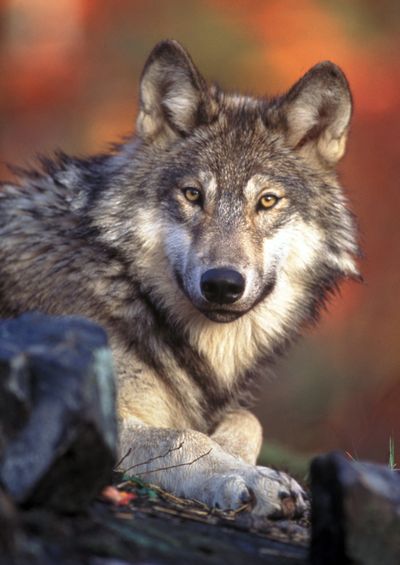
left=0, top=312, right=117, bottom=513
left=0, top=341, right=31, bottom=451
left=310, top=451, right=400, bottom=565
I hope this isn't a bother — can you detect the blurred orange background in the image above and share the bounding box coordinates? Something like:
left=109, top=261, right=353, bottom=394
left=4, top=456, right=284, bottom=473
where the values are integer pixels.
left=1, top=0, right=399, bottom=466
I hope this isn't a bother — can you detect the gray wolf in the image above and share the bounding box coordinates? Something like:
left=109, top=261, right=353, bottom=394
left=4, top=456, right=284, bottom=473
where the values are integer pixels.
left=0, top=40, right=359, bottom=517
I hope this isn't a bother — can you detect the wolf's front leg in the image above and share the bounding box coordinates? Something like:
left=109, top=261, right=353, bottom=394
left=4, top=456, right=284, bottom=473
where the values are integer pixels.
left=118, top=418, right=307, bottom=518
left=211, top=409, right=263, bottom=464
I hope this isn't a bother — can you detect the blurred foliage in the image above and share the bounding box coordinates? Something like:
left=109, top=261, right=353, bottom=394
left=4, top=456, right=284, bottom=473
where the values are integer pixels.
left=259, top=442, right=311, bottom=483
left=0, top=0, right=399, bottom=464
left=321, top=0, right=400, bottom=38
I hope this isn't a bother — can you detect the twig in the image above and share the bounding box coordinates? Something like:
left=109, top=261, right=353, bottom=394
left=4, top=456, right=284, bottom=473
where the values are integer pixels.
left=113, top=447, right=132, bottom=470
left=119, top=441, right=185, bottom=474
left=134, top=447, right=213, bottom=476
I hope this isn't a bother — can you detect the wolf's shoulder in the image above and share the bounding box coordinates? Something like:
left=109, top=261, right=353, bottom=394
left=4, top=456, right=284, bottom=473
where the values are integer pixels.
left=0, top=151, right=116, bottom=212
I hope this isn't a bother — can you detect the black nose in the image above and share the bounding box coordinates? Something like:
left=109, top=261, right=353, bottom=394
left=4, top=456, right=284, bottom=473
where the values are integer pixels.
left=200, top=268, right=245, bottom=305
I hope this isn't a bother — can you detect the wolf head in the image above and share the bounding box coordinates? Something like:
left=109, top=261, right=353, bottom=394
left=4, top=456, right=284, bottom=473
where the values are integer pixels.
left=94, top=40, right=359, bottom=345
left=110, top=40, right=359, bottom=328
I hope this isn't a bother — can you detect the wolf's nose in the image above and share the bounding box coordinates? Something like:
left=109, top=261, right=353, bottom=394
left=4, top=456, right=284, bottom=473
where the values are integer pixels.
left=201, top=268, right=245, bottom=305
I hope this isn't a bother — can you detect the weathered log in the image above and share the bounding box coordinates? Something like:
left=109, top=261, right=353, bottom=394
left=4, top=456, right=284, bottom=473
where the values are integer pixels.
left=0, top=501, right=309, bottom=565
left=311, top=451, right=400, bottom=565
left=0, top=313, right=117, bottom=512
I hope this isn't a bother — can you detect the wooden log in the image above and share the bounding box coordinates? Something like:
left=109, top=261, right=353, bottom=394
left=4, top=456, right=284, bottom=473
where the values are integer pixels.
left=310, top=451, right=400, bottom=565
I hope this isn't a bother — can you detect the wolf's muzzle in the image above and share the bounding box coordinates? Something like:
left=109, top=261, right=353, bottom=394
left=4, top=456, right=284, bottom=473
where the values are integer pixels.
left=200, top=268, right=245, bottom=305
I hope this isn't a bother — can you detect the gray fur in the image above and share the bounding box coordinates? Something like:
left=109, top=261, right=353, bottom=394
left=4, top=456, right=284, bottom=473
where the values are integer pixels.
left=0, top=40, right=359, bottom=517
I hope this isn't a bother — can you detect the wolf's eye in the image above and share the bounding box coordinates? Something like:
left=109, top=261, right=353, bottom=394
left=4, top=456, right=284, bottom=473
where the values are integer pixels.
left=258, top=193, right=279, bottom=210
left=182, top=187, right=202, bottom=204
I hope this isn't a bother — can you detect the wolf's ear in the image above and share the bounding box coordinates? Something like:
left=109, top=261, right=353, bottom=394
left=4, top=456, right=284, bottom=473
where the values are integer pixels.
left=278, top=62, right=352, bottom=167
left=137, top=40, right=216, bottom=143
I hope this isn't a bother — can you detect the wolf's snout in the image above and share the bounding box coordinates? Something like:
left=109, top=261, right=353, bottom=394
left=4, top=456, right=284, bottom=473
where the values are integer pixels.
left=200, top=268, right=245, bottom=305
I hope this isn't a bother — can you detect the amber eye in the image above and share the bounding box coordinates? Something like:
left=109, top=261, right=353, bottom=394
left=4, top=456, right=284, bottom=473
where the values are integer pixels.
left=182, top=187, right=202, bottom=204
left=258, top=193, right=279, bottom=210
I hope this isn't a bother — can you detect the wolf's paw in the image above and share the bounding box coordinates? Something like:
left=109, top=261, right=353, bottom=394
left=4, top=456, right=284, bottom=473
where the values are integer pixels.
left=205, top=466, right=308, bottom=518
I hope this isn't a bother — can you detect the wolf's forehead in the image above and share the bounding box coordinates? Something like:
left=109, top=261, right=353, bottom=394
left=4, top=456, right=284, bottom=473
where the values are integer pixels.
left=187, top=132, right=297, bottom=201
left=190, top=126, right=276, bottom=192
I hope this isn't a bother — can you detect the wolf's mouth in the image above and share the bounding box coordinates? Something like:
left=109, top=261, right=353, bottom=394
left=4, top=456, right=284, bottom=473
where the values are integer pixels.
left=200, top=309, right=245, bottom=323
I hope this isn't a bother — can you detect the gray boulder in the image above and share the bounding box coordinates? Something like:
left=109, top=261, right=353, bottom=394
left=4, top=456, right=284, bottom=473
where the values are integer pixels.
left=0, top=313, right=117, bottom=512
